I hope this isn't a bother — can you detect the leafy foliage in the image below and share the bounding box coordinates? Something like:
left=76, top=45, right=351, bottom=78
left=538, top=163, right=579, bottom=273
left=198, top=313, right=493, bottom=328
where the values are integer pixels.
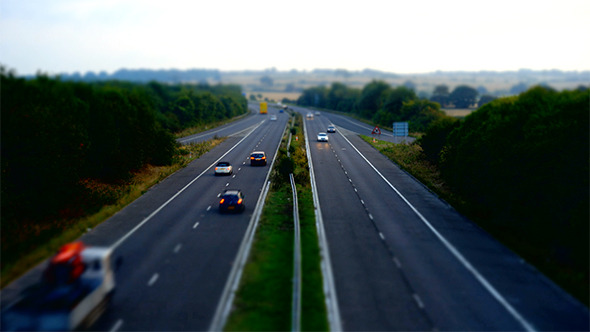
left=448, top=85, right=478, bottom=108
left=439, top=87, right=588, bottom=288
left=1, top=67, right=247, bottom=225
left=297, top=80, right=446, bottom=132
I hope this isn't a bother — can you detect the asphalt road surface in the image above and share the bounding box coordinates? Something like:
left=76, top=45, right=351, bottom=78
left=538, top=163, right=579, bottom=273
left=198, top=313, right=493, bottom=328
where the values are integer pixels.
left=1, top=105, right=290, bottom=331
left=297, top=106, right=589, bottom=331
left=2, top=104, right=588, bottom=331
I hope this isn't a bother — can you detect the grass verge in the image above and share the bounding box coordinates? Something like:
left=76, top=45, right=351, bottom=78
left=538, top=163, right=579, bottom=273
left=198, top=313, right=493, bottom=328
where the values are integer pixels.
left=225, top=113, right=328, bottom=331
left=360, top=135, right=589, bottom=307
left=1, top=138, right=225, bottom=288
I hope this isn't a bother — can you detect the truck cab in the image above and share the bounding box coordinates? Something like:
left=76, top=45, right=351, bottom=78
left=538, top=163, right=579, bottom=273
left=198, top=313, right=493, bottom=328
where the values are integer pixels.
left=1, top=243, right=116, bottom=331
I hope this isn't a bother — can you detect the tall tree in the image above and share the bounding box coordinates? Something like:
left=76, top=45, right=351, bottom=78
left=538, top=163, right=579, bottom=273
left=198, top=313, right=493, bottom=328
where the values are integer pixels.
left=357, top=80, right=390, bottom=118
left=449, top=85, right=478, bottom=108
left=430, top=84, right=450, bottom=107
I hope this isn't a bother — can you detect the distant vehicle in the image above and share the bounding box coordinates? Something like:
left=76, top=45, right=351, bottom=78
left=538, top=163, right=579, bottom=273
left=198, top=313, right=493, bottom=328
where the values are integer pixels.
left=270, top=115, right=277, bottom=121
left=260, top=102, right=268, bottom=114
left=317, top=132, right=329, bottom=142
left=327, top=125, right=336, bottom=133
left=279, top=109, right=284, bottom=113
left=315, top=111, right=321, bottom=116
left=214, top=161, right=233, bottom=176
left=250, top=151, right=267, bottom=166
left=1, top=242, right=117, bottom=331
left=306, top=113, right=314, bottom=119
left=219, top=189, right=245, bottom=213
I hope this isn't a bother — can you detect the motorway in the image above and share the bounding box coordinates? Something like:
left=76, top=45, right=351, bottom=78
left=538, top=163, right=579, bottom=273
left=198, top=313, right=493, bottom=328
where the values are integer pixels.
left=296, top=106, right=589, bottom=331
left=2, top=104, right=588, bottom=331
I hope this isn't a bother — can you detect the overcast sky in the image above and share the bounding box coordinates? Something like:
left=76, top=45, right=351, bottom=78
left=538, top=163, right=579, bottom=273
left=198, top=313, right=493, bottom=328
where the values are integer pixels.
left=1, top=0, right=589, bottom=76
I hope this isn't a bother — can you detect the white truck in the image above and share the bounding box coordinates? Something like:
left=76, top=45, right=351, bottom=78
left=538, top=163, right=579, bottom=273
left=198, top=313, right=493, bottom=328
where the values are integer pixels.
left=1, top=242, right=117, bottom=331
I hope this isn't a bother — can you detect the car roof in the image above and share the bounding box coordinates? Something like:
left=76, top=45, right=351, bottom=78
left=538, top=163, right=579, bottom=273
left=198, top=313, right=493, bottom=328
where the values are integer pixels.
left=217, top=161, right=231, bottom=165
left=318, top=132, right=327, bottom=135
left=251, top=151, right=265, bottom=154
left=223, top=189, right=241, bottom=195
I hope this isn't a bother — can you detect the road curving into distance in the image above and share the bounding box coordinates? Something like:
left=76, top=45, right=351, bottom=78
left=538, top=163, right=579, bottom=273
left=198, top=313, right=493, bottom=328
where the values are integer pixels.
left=2, top=103, right=588, bottom=331
left=295, top=105, right=589, bottom=331
left=1, top=104, right=290, bottom=331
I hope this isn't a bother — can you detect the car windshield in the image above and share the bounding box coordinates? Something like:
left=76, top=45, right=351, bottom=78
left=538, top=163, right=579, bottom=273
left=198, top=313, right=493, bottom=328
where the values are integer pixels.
left=252, top=154, right=264, bottom=158
left=217, top=162, right=230, bottom=166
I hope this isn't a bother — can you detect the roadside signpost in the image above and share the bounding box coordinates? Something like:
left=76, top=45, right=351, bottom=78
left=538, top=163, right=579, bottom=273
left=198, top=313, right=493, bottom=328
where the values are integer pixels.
left=371, top=126, right=381, bottom=142
left=393, top=122, right=409, bottom=143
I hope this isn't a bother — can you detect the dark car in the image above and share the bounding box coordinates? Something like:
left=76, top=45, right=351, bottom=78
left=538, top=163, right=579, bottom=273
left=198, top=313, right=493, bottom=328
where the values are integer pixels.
left=219, top=190, right=245, bottom=213
left=327, top=125, right=336, bottom=133
left=250, top=151, right=267, bottom=166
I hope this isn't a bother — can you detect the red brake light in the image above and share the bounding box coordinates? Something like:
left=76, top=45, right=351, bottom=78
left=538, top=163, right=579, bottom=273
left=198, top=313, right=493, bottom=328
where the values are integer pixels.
left=237, top=198, right=243, bottom=204
left=262, top=156, right=266, bottom=159
left=220, top=198, right=225, bottom=204
left=250, top=156, right=255, bottom=159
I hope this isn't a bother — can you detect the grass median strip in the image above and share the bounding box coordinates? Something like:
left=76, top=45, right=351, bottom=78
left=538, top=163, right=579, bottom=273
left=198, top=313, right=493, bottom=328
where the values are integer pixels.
left=225, top=113, right=328, bottom=331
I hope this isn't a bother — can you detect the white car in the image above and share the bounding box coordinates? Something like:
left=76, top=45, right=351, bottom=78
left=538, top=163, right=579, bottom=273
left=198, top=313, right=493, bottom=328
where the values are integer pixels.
left=270, top=115, right=277, bottom=121
left=214, top=161, right=233, bottom=175
left=327, top=125, right=336, bottom=133
left=317, top=132, right=329, bottom=142
left=306, top=113, right=314, bottom=119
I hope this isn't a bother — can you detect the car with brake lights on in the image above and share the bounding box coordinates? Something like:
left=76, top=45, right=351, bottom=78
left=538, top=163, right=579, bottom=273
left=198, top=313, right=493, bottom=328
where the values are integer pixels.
left=219, top=189, right=245, bottom=213
left=214, top=161, right=233, bottom=176
left=317, top=132, right=329, bottom=142
left=327, top=125, right=336, bottom=133
left=250, top=151, right=267, bottom=166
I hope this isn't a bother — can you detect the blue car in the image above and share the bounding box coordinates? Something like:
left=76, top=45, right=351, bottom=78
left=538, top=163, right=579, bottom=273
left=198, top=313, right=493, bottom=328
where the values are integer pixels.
left=219, top=190, right=245, bottom=213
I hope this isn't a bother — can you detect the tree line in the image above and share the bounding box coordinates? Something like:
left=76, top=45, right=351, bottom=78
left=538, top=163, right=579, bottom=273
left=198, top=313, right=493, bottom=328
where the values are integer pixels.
left=296, top=81, right=447, bottom=132
left=1, top=67, right=247, bottom=223
left=420, top=86, right=588, bottom=284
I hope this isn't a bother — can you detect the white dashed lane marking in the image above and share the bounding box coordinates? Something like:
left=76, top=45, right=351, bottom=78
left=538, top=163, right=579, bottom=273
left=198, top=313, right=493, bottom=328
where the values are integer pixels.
left=147, top=273, right=159, bottom=286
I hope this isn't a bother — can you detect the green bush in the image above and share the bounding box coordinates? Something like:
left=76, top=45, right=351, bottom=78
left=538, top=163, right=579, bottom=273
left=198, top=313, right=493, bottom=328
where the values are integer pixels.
left=440, top=86, right=589, bottom=285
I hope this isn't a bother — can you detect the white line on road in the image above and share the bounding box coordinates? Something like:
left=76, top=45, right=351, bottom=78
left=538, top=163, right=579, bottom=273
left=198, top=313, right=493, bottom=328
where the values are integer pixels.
left=338, top=131, right=536, bottom=332
left=413, top=294, right=425, bottom=309
left=193, top=222, right=200, bottom=229
left=174, top=244, right=182, bottom=253
left=147, top=273, right=159, bottom=287
left=109, top=120, right=264, bottom=251
left=209, top=119, right=287, bottom=331
left=177, top=118, right=259, bottom=144
left=302, top=116, right=343, bottom=331
left=109, top=319, right=123, bottom=332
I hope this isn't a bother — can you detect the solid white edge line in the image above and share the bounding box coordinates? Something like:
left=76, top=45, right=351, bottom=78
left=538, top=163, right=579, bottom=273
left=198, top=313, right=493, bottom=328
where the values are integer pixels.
left=109, top=319, right=123, bottom=332
left=110, top=120, right=265, bottom=251
left=208, top=118, right=286, bottom=331
left=147, top=273, right=159, bottom=286
left=337, top=131, right=536, bottom=332
left=303, top=116, right=343, bottom=332
left=177, top=117, right=258, bottom=144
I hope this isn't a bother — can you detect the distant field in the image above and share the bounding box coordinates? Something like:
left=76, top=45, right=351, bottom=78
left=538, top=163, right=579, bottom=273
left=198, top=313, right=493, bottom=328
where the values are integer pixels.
left=248, top=92, right=301, bottom=102
left=443, top=108, right=475, bottom=117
